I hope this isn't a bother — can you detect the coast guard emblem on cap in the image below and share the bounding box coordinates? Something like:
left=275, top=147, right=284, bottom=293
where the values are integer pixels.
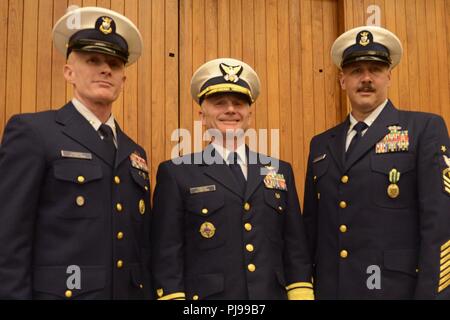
left=220, top=63, right=243, bottom=83
left=358, top=31, right=371, bottom=46
left=99, top=16, right=113, bottom=34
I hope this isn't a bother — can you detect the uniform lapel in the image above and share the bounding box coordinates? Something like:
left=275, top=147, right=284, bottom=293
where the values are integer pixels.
left=115, top=123, right=138, bottom=169
left=328, top=120, right=349, bottom=173
left=202, top=144, right=244, bottom=199
left=345, top=101, right=400, bottom=170
left=244, top=149, right=266, bottom=201
left=56, top=102, right=115, bottom=167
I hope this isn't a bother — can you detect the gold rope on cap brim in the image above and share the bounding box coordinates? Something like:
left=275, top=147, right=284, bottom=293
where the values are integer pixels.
left=198, top=84, right=254, bottom=103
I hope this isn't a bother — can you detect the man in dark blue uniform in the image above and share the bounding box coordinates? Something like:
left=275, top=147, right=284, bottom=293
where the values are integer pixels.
left=0, top=7, right=151, bottom=299
left=303, top=25, right=450, bottom=299
left=151, top=58, right=314, bottom=300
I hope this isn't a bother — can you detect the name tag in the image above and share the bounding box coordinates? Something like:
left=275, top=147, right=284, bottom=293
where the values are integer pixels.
left=61, top=150, right=92, bottom=160
left=313, top=154, right=326, bottom=163
left=190, top=185, right=216, bottom=194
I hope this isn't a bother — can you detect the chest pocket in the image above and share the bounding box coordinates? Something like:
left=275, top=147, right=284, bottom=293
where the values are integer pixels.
left=185, top=192, right=226, bottom=250
left=370, top=153, right=417, bottom=208
left=130, top=168, right=150, bottom=191
left=52, top=160, right=103, bottom=219
left=129, top=168, right=150, bottom=222
left=54, top=160, right=103, bottom=183
left=312, top=156, right=329, bottom=181
left=263, top=189, right=287, bottom=214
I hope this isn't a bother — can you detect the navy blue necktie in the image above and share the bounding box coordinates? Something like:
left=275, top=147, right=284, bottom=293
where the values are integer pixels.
left=346, top=121, right=368, bottom=160
left=99, top=124, right=116, bottom=164
left=228, top=152, right=246, bottom=195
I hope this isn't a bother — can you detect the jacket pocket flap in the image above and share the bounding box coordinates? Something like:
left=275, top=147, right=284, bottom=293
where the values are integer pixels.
left=312, top=156, right=329, bottom=178
left=186, top=193, right=225, bottom=216
left=263, top=189, right=287, bottom=211
left=33, top=265, right=105, bottom=298
left=130, top=168, right=150, bottom=189
left=371, top=153, right=415, bottom=174
left=383, top=249, right=418, bottom=276
left=186, top=273, right=224, bottom=299
left=54, top=160, right=103, bottom=183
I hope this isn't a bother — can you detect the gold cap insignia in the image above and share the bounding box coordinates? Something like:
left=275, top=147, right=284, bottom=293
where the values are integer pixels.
left=199, top=222, right=216, bottom=239
left=359, top=31, right=370, bottom=46
left=219, top=63, right=243, bottom=83
left=99, top=16, right=113, bottom=34
left=156, top=288, right=164, bottom=297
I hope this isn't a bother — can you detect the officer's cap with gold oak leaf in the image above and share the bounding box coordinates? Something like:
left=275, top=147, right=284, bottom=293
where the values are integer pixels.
left=52, top=6, right=143, bottom=66
left=331, top=25, right=403, bottom=70
left=191, top=58, right=261, bottom=105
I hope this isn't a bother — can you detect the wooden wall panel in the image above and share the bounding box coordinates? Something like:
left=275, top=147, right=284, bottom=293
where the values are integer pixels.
left=179, top=0, right=341, bottom=197
left=1, top=0, right=450, bottom=202
left=340, top=0, right=450, bottom=131
left=0, top=0, right=8, bottom=130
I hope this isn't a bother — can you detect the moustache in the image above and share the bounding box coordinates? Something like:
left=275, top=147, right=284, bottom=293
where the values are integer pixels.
left=357, top=85, right=375, bottom=92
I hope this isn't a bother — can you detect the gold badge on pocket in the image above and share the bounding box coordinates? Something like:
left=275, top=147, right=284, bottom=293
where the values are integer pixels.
left=387, top=168, right=400, bottom=199
left=199, top=222, right=216, bottom=239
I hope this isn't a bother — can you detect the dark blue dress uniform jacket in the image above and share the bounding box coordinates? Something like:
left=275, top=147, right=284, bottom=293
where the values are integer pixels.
left=303, top=101, right=450, bottom=299
left=0, top=102, right=151, bottom=299
left=151, top=145, right=313, bottom=300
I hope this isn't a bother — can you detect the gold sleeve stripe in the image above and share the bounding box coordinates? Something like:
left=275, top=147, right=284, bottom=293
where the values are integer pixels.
left=438, top=278, right=450, bottom=293
left=440, top=260, right=450, bottom=272
left=441, top=247, right=450, bottom=258
left=157, top=292, right=186, bottom=300
left=441, top=252, right=450, bottom=265
left=439, top=272, right=450, bottom=286
left=441, top=240, right=450, bottom=252
left=286, top=282, right=313, bottom=291
left=440, top=265, right=450, bottom=279
left=287, top=288, right=314, bottom=300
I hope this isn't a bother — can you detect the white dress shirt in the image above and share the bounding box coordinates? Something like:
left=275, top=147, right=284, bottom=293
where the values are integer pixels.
left=345, top=99, right=388, bottom=151
left=211, top=141, right=248, bottom=180
left=72, top=98, right=117, bottom=147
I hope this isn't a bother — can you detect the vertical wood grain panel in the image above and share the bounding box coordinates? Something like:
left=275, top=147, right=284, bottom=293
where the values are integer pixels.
left=312, top=0, right=326, bottom=135
left=300, top=0, right=315, bottom=166
left=254, top=0, right=268, bottom=133
left=266, top=0, right=279, bottom=151
left=415, top=0, right=430, bottom=113
left=21, top=0, right=38, bottom=114
left=405, top=0, right=420, bottom=111
left=110, top=0, right=124, bottom=127
left=205, top=0, right=218, bottom=61
left=150, top=0, right=165, bottom=178
left=242, top=0, right=255, bottom=129
left=51, top=0, right=67, bottom=109
left=123, top=0, right=138, bottom=141
left=426, top=0, right=440, bottom=116
left=165, top=0, right=179, bottom=160
left=137, top=0, right=152, bottom=171
left=179, top=0, right=194, bottom=151
left=5, top=0, right=23, bottom=122
left=435, top=0, right=450, bottom=122
left=0, top=0, right=8, bottom=136
left=289, top=0, right=306, bottom=198
left=277, top=0, right=292, bottom=162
